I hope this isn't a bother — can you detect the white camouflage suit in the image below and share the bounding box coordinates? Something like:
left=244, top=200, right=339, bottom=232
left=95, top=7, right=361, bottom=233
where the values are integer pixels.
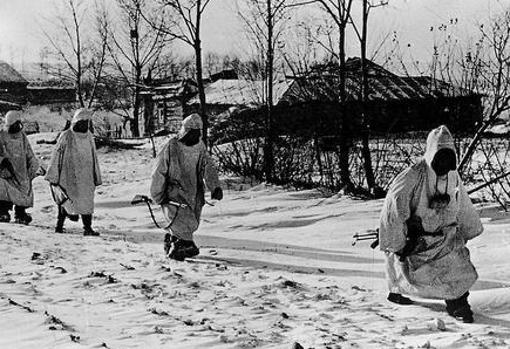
left=150, top=114, right=220, bottom=241
left=379, top=125, right=483, bottom=300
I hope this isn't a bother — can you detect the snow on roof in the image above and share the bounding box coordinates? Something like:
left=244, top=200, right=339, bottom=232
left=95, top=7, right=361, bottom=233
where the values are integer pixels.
left=190, top=58, right=477, bottom=107
left=188, top=79, right=293, bottom=106
left=0, top=61, right=28, bottom=84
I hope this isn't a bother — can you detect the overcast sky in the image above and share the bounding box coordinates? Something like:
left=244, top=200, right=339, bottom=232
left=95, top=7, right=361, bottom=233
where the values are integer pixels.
left=1, top=0, right=509, bottom=70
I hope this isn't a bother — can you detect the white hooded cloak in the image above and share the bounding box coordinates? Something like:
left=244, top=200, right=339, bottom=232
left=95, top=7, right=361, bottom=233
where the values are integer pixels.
left=150, top=114, right=220, bottom=241
left=0, top=110, right=40, bottom=207
left=45, top=109, right=102, bottom=215
left=379, top=125, right=483, bottom=300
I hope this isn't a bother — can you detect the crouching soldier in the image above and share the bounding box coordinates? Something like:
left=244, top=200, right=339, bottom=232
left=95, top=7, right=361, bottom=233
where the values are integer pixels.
left=379, top=125, right=483, bottom=323
left=151, top=113, right=223, bottom=261
left=45, top=109, right=102, bottom=236
left=0, top=110, right=41, bottom=224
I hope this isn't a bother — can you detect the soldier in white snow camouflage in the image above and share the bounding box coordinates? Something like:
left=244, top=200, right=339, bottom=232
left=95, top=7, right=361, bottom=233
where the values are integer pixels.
left=151, top=113, right=222, bottom=261
left=45, top=109, right=102, bottom=236
left=0, top=110, right=41, bottom=225
left=379, top=125, right=483, bottom=323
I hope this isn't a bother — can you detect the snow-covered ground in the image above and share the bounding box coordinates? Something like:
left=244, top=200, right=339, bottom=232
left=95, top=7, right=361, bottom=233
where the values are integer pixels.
left=1, top=134, right=510, bottom=348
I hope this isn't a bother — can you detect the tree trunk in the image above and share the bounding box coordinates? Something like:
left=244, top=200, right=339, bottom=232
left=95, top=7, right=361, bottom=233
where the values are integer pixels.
left=195, top=0, right=208, bottom=146
left=131, top=68, right=141, bottom=137
left=74, top=0, right=85, bottom=108
left=196, top=41, right=208, bottom=145
left=76, top=44, right=84, bottom=108
left=263, top=0, right=275, bottom=183
left=338, top=21, right=353, bottom=190
left=360, top=0, right=376, bottom=192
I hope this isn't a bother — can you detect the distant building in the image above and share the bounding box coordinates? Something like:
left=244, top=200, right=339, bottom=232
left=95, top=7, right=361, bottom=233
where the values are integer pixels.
left=142, top=58, right=482, bottom=141
left=0, top=61, right=29, bottom=106
left=209, top=69, right=238, bottom=82
left=26, top=85, right=76, bottom=106
left=140, top=79, right=197, bottom=136
left=187, top=78, right=291, bottom=114
left=284, top=58, right=483, bottom=135
left=0, top=99, right=21, bottom=113
left=198, top=58, right=483, bottom=144
left=0, top=61, right=76, bottom=113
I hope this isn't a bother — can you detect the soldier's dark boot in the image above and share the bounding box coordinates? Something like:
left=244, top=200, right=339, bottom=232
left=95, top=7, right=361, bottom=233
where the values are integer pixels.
left=55, top=206, right=66, bottom=233
left=445, top=292, right=473, bottom=323
left=0, top=201, right=12, bottom=222
left=182, top=239, right=200, bottom=258
left=387, top=292, right=414, bottom=305
left=82, top=214, right=99, bottom=236
left=166, top=234, right=186, bottom=261
left=14, top=206, right=32, bottom=225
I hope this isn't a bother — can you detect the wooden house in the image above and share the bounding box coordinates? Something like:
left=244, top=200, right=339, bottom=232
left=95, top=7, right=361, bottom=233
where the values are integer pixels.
left=202, top=58, right=483, bottom=144
left=0, top=61, right=28, bottom=106
left=140, top=79, right=197, bottom=135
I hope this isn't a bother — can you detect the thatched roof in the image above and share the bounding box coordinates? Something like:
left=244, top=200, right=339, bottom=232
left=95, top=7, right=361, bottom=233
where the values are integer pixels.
left=284, top=58, right=478, bottom=103
left=188, top=57, right=479, bottom=108
left=0, top=61, right=28, bottom=85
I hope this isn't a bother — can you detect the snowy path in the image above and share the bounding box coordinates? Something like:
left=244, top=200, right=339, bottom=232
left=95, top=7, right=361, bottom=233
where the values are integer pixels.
left=1, top=140, right=510, bottom=348
left=1, top=224, right=510, bottom=349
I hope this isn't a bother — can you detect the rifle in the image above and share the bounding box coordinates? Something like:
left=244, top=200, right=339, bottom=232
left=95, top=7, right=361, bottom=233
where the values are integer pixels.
left=131, top=194, right=190, bottom=229
left=131, top=195, right=162, bottom=229
left=352, top=229, right=379, bottom=249
left=352, top=221, right=454, bottom=256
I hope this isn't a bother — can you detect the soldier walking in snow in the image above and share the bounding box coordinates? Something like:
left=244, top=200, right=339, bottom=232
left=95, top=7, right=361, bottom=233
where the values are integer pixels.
left=379, top=125, right=483, bottom=323
left=0, top=110, right=41, bottom=224
left=151, top=113, right=223, bottom=261
left=45, top=109, right=102, bottom=236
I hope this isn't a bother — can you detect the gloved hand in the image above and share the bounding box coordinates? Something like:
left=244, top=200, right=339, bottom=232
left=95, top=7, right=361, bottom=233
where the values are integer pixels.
left=211, top=187, right=223, bottom=201
left=1, top=158, right=11, bottom=168
left=406, top=215, right=425, bottom=235
left=1, top=158, right=16, bottom=178
left=35, top=166, right=46, bottom=177
left=397, top=216, right=426, bottom=261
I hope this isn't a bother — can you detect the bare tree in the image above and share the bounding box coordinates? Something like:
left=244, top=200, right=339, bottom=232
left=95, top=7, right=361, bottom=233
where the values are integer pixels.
left=41, top=0, right=109, bottom=108
left=142, top=0, right=213, bottom=143
left=238, top=0, right=295, bottom=182
left=87, top=3, right=110, bottom=109
left=455, top=11, right=510, bottom=173
left=310, top=0, right=355, bottom=190
left=354, top=0, right=387, bottom=195
left=108, top=0, right=170, bottom=137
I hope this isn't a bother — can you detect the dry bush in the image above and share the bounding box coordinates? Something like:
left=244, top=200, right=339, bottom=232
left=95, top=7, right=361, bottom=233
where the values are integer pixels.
left=212, top=138, right=264, bottom=180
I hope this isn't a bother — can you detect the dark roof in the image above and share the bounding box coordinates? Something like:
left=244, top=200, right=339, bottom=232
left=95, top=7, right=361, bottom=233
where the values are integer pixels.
left=210, top=69, right=238, bottom=82
left=0, top=61, right=28, bottom=84
left=188, top=57, right=479, bottom=108
left=141, top=79, right=197, bottom=101
left=284, top=57, right=478, bottom=103
left=0, top=99, right=22, bottom=111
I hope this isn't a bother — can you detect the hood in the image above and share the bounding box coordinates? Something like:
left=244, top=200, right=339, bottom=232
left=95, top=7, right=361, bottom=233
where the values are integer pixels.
left=178, top=113, right=203, bottom=139
left=71, top=108, right=93, bottom=126
left=4, top=110, right=22, bottom=131
left=424, top=125, right=456, bottom=167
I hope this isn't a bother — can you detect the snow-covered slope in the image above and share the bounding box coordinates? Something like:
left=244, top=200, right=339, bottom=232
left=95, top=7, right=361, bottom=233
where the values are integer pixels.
left=0, top=136, right=509, bottom=348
